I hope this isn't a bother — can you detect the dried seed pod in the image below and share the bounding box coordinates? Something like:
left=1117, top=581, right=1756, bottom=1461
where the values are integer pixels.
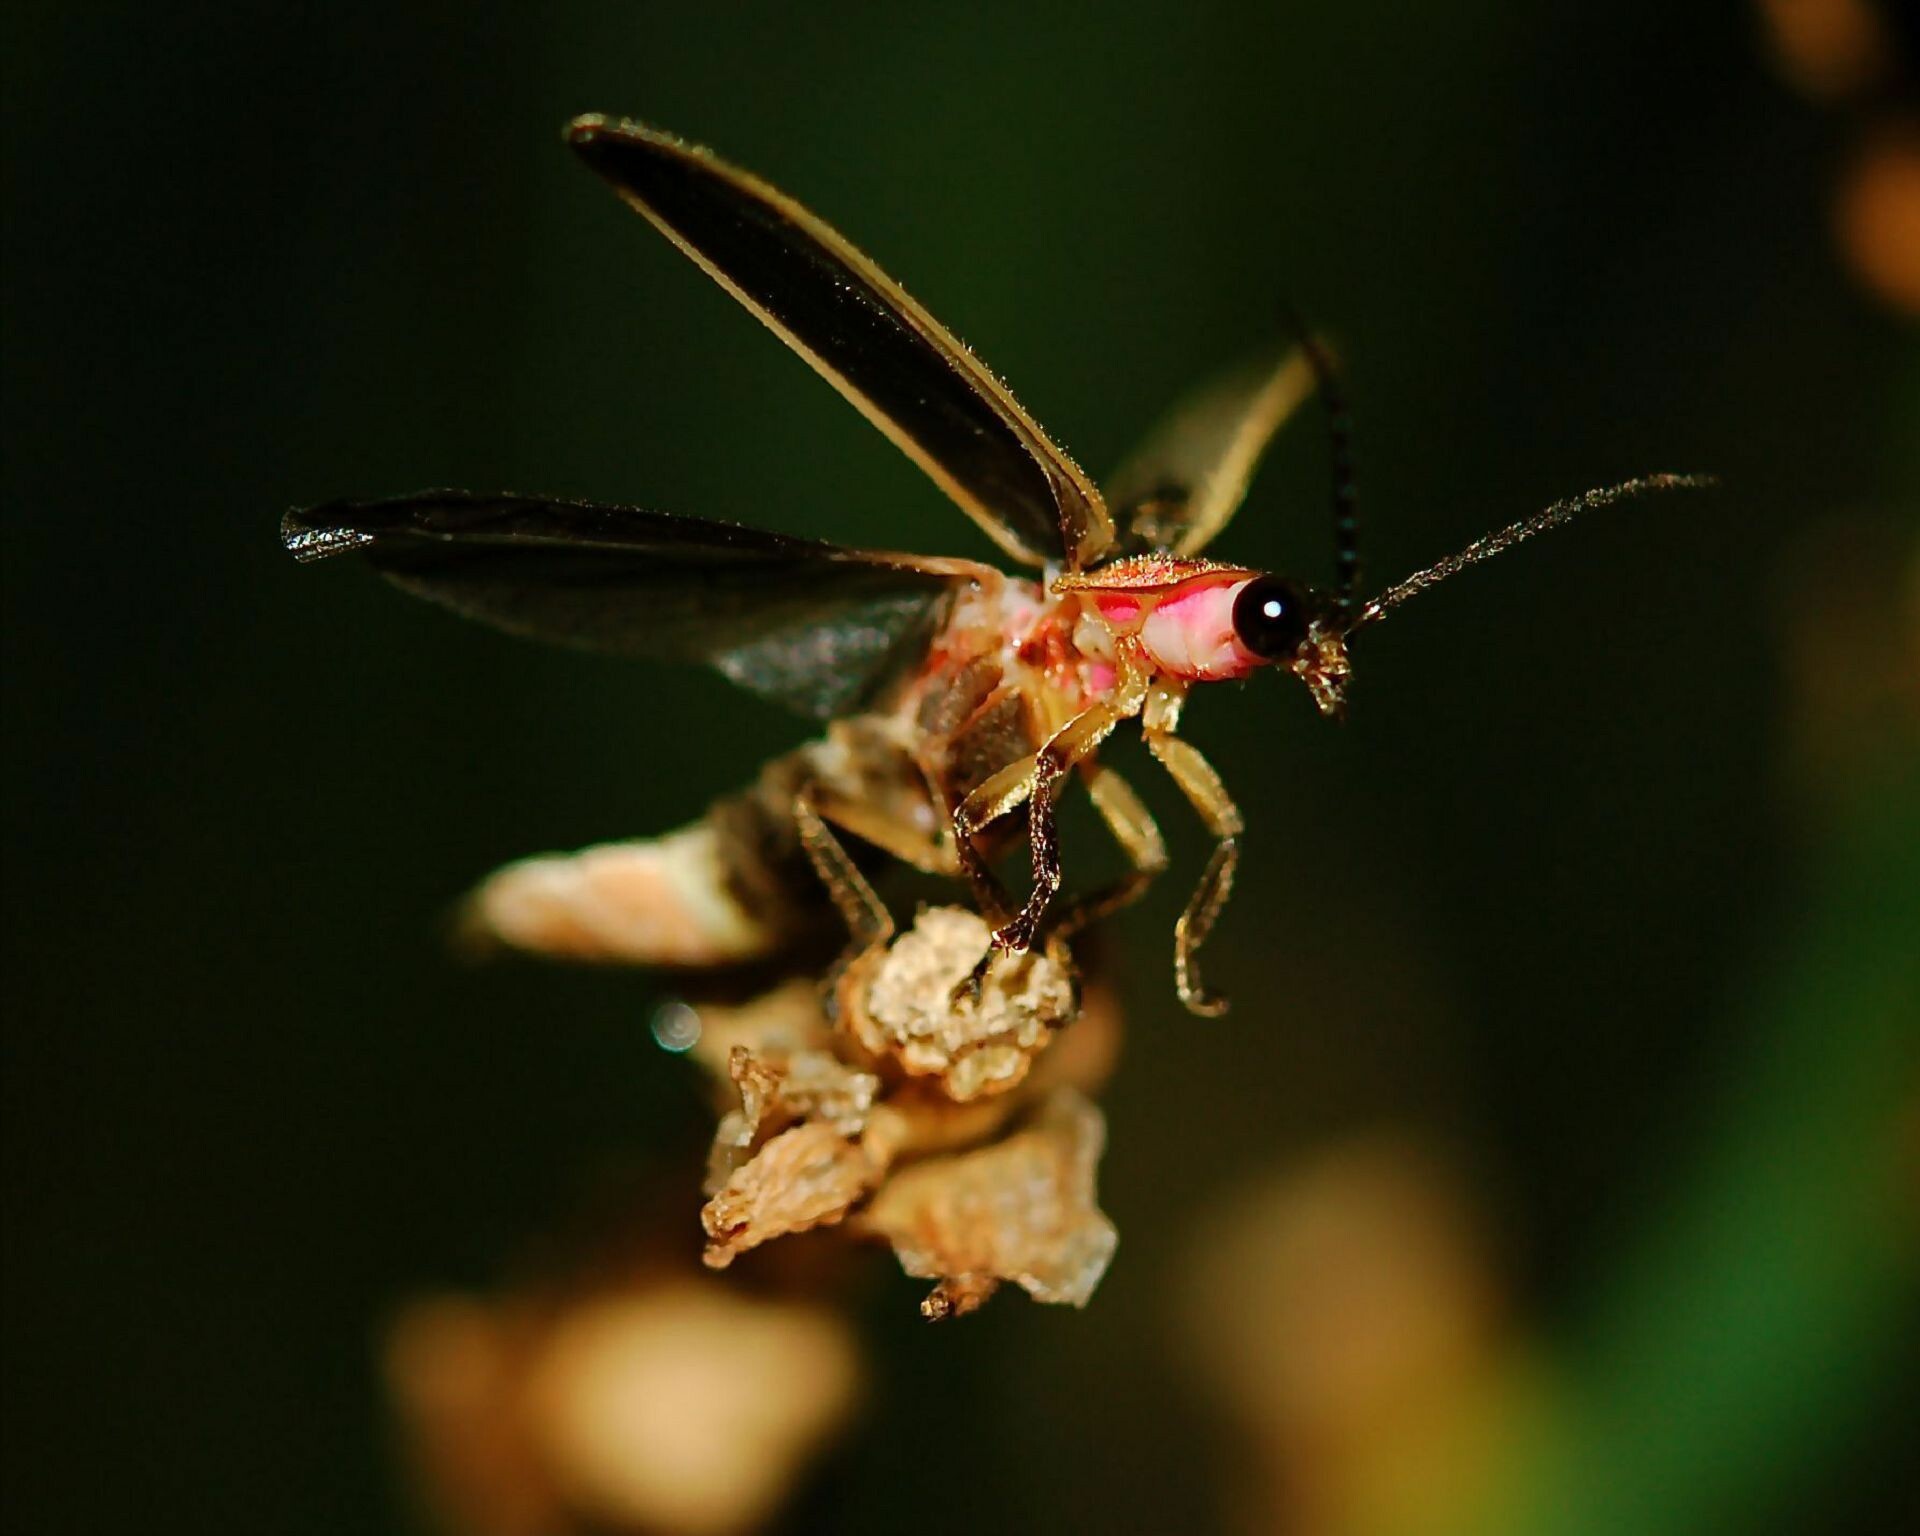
left=701, top=1121, right=880, bottom=1269
left=706, top=1045, right=880, bottom=1191
left=849, top=906, right=1075, bottom=1101
left=677, top=924, right=1119, bottom=1312
left=852, top=1088, right=1118, bottom=1318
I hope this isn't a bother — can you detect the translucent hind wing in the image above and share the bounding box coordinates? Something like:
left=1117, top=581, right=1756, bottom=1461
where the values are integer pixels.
left=1106, top=345, right=1314, bottom=557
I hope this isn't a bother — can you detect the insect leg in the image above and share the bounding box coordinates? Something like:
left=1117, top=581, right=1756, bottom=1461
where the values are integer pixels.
left=793, top=791, right=895, bottom=951
left=1003, top=744, right=1066, bottom=955
left=1143, top=732, right=1245, bottom=1016
left=792, top=788, right=902, bottom=1010
left=948, top=752, right=1044, bottom=974
left=1043, top=763, right=1170, bottom=944
left=804, top=785, right=952, bottom=875
left=953, top=696, right=1137, bottom=959
left=946, top=747, right=1058, bottom=1004
left=948, top=768, right=1018, bottom=926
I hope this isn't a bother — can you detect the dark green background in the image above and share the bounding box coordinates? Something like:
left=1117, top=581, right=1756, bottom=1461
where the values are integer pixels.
left=5, top=3, right=1915, bottom=1533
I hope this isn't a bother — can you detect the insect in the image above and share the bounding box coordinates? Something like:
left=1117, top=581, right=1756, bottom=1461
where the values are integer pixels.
left=285, top=116, right=1708, bottom=1014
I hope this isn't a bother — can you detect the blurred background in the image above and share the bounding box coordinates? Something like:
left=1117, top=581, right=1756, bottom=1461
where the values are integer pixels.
left=5, top=2, right=1916, bottom=1532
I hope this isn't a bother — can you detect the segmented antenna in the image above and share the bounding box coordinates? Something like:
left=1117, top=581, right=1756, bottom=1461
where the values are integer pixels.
left=1349, top=473, right=1717, bottom=629
left=1283, top=310, right=1360, bottom=612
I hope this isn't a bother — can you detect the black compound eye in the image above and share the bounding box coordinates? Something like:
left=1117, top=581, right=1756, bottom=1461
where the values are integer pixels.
left=1232, top=577, right=1311, bottom=659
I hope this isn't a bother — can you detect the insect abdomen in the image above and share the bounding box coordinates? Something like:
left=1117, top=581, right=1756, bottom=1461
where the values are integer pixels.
left=462, top=744, right=835, bottom=967
left=463, top=824, right=788, bottom=965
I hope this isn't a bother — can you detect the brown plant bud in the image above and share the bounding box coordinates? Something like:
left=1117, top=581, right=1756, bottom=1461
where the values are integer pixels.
left=849, top=906, right=1075, bottom=1101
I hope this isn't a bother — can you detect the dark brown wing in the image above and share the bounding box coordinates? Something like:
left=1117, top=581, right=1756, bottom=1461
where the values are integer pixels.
left=567, top=115, right=1113, bottom=571
left=1106, top=345, right=1314, bottom=557
left=283, top=492, right=990, bottom=720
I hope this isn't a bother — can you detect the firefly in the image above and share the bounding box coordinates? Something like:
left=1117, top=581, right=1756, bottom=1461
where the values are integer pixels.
left=285, top=116, right=1708, bottom=1014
